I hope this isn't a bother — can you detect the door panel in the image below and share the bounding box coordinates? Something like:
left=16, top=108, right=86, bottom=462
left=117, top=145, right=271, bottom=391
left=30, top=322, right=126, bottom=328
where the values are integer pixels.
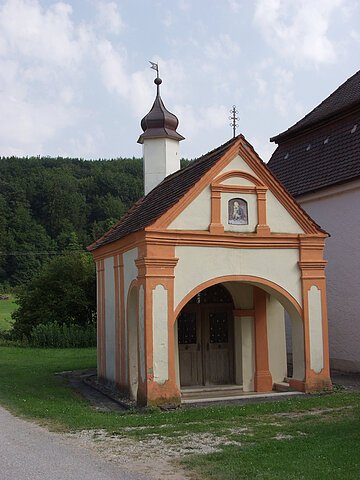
left=178, top=307, right=202, bottom=386
left=205, top=307, right=234, bottom=385
left=178, top=302, right=234, bottom=386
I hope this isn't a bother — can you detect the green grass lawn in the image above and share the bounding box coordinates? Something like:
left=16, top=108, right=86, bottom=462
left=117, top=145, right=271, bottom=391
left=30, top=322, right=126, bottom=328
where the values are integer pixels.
left=0, top=294, right=17, bottom=332
left=0, top=345, right=359, bottom=479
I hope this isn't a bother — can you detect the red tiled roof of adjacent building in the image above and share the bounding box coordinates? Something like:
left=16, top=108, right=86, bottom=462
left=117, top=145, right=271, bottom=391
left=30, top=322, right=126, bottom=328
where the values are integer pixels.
left=268, top=71, right=360, bottom=197
left=88, top=136, right=239, bottom=251
left=271, top=70, right=360, bottom=142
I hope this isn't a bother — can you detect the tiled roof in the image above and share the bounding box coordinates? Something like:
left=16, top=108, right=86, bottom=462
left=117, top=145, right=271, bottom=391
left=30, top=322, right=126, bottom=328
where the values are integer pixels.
left=271, top=70, right=360, bottom=142
left=88, top=136, right=239, bottom=251
left=268, top=113, right=360, bottom=197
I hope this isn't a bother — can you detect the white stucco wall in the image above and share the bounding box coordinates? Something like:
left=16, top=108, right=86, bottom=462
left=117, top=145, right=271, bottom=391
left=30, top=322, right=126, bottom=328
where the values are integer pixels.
left=308, top=286, right=324, bottom=374
left=298, top=181, right=360, bottom=371
left=104, top=256, right=116, bottom=383
left=152, top=285, right=169, bottom=384
left=267, top=296, right=287, bottom=383
left=174, top=246, right=301, bottom=309
left=123, top=247, right=138, bottom=384
left=139, top=285, right=145, bottom=384
left=241, top=317, right=255, bottom=391
left=168, top=187, right=211, bottom=230
left=219, top=154, right=260, bottom=177
left=143, top=137, right=180, bottom=195
left=267, top=191, right=304, bottom=234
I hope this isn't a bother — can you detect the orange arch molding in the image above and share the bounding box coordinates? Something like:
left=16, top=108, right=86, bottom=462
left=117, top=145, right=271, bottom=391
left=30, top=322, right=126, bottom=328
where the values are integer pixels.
left=213, top=170, right=265, bottom=187
left=174, top=275, right=303, bottom=318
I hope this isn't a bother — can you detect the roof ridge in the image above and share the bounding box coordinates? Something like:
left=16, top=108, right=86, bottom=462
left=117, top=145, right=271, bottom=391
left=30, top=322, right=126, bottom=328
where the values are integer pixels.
left=88, top=135, right=241, bottom=251
left=271, top=70, right=360, bottom=142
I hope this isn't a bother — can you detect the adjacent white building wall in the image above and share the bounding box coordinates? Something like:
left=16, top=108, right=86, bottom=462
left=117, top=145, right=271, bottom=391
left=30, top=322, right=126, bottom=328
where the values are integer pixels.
left=174, top=246, right=302, bottom=309
left=308, top=286, right=324, bottom=374
left=104, top=256, right=116, bottom=383
left=299, top=180, right=360, bottom=372
left=152, top=285, right=169, bottom=384
left=267, top=296, right=287, bottom=383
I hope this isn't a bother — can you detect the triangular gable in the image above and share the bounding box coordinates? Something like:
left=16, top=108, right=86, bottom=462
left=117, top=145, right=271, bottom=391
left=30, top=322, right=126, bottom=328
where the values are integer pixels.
left=88, top=135, right=325, bottom=252
left=152, top=136, right=324, bottom=235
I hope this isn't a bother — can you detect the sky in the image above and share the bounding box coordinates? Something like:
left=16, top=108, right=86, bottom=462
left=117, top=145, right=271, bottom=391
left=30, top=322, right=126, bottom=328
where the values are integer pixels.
left=0, top=0, right=359, bottom=162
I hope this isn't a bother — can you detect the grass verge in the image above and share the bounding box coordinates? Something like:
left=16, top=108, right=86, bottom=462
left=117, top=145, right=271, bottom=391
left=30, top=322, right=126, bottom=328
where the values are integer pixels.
left=0, top=346, right=359, bottom=479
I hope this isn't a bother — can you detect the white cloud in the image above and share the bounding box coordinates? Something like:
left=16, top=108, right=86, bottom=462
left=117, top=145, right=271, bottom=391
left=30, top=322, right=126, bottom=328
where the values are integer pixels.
left=0, top=0, right=89, bottom=67
left=254, top=0, right=343, bottom=64
left=0, top=0, right=90, bottom=155
left=228, top=0, right=241, bottom=13
left=95, top=1, right=124, bottom=34
left=204, top=34, right=240, bottom=60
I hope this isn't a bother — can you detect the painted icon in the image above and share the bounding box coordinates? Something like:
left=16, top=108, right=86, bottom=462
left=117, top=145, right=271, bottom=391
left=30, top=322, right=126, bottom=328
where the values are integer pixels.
left=228, top=198, right=248, bottom=225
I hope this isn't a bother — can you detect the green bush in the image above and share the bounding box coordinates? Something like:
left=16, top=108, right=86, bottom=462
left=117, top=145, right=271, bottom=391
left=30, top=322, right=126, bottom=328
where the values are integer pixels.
left=29, top=321, right=96, bottom=348
left=11, top=252, right=96, bottom=341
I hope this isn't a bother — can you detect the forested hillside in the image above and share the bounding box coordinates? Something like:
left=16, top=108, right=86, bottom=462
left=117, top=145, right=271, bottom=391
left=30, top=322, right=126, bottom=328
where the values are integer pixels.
left=0, top=156, right=144, bottom=287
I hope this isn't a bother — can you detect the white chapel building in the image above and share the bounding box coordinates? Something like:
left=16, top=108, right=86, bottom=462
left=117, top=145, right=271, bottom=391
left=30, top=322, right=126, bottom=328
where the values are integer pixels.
left=88, top=75, right=332, bottom=406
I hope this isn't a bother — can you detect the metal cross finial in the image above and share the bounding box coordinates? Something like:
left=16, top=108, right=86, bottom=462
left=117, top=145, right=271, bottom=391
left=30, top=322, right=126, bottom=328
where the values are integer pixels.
left=229, top=105, right=239, bottom=138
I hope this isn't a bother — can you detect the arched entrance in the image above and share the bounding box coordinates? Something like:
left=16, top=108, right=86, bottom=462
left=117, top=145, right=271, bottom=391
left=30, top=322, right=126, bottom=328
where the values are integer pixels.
left=177, top=284, right=235, bottom=386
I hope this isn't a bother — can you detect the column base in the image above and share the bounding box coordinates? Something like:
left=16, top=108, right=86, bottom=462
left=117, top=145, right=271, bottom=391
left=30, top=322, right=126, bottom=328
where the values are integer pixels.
left=255, top=370, right=273, bottom=392
left=138, top=380, right=181, bottom=407
left=289, top=377, right=332, bottom=393
left=209, top=223, right=224, bottom=234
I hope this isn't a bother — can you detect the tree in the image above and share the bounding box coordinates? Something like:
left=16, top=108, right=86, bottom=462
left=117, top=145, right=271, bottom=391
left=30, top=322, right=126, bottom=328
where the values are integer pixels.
left=11, top=252, right=96, bottom=340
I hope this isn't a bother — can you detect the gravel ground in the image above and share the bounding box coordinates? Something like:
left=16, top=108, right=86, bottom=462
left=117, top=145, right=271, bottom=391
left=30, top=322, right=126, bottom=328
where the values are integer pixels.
left=0, top=406, right=186, bottom=480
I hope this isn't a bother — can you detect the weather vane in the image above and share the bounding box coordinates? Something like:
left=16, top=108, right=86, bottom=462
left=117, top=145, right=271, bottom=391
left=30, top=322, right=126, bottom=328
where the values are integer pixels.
left=149, top=61, right=162, bottom=93
left=229, top=105, right=239, bottom=138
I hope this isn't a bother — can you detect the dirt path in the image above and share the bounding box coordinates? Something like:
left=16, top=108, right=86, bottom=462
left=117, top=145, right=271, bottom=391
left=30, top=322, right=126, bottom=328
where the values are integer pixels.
left=0, top=406, right=188, bottom=480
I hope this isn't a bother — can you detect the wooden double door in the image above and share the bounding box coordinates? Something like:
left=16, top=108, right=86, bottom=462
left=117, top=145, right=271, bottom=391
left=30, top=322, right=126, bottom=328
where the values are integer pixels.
left=178, top=303, right=234, bottom=386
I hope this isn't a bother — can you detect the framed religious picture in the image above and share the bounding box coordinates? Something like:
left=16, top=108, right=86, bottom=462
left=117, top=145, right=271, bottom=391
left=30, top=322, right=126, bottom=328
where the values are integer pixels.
left=228, top=198, right=248, bottom=225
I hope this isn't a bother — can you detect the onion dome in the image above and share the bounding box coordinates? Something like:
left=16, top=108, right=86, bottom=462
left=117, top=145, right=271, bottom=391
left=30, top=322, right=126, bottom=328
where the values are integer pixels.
left=138, top=77, right=184, bottom=144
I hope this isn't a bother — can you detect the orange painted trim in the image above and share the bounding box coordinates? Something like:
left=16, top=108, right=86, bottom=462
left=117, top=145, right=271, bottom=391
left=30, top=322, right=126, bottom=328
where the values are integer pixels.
left=91, top=231, right=144, bottom=261
left=101, top=261, right=106, bottom=378
left=213, top=184, right=257, bottom=194
left=254, top=287, right=273, bottom=392
left=174, top=274, right=303, bottom=319
left=209, top=171, right=270, bottom=235
left=301, top=278, right=331, bottom=384
left=114, top=254, right=121, bottom=386
left=144, top=229, right=303, bottom=249
left=119, top=254, right=126, bottom=386
left=96, top=259, right=106, bottom=381
left=96, top=261, right=102, bottom=378
left=213, top=169, right=265, bottom=187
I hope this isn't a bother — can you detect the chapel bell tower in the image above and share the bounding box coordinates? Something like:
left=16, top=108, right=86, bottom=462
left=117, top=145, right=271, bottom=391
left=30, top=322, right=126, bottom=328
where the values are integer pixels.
left=138, top=66, right=184, bottom=195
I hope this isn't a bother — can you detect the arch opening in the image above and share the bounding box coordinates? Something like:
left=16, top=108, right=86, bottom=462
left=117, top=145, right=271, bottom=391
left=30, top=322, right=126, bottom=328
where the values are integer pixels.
left=175, top=277, right=305, bottom=393
left=176, top=284, right=235, bottom=387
